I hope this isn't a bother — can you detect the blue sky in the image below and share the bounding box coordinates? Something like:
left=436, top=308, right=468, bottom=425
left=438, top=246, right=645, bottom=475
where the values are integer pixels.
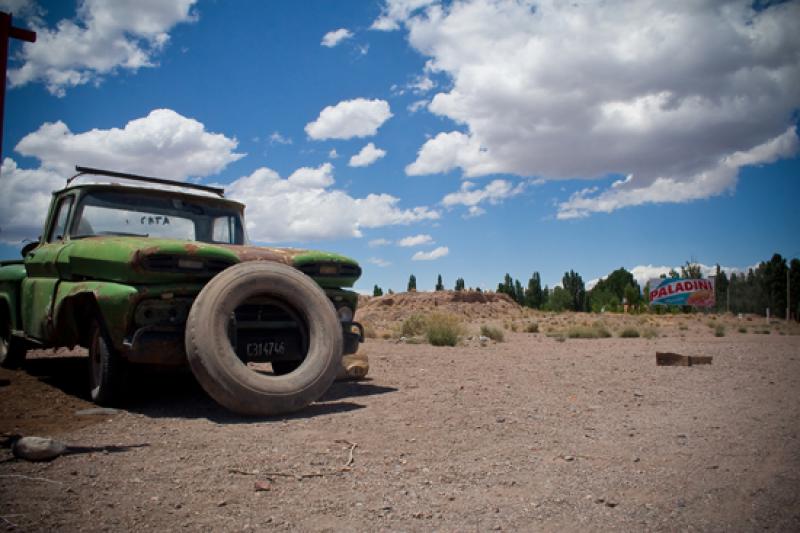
left=1, top=0, right=799, bottom=293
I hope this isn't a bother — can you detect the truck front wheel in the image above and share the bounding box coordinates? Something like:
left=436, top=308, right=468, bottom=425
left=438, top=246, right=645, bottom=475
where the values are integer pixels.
left=88, top=318, right=127, bottom=405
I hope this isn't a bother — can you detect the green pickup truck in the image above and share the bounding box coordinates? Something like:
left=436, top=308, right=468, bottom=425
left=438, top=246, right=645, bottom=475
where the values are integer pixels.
left=0, top=166, right=364, bottom=415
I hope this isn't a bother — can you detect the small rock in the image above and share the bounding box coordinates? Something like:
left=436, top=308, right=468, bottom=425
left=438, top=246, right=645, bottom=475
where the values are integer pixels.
left=12, top=436, right=67, bottom=462
left=563, top=455, right=575, bottom=462
left=254, top=480, right=272, bottom=492
left=496, top=417, right=506, bottom=423
left=605, top=501, right=618, bottom=508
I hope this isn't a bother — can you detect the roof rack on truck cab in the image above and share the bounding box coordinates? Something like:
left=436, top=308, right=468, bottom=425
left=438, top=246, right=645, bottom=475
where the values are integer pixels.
left=69, top=166, right=226, bottom=197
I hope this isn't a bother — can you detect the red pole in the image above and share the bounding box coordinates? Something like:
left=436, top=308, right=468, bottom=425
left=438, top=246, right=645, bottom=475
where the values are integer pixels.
left=0, top=12, right=36, bottom=169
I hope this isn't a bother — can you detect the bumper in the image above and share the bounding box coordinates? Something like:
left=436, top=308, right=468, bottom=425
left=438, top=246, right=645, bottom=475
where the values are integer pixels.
left=122, top=320, right=365, bottom=365
left=123, top=326, right=187, bottom=365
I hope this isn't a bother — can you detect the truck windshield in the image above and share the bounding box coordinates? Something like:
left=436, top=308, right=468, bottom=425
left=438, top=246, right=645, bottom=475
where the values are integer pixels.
left=71, top=190, right=245, bottom=245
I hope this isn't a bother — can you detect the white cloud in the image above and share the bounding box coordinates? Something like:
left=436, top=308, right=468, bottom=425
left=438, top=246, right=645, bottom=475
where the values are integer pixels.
left=8, top=0, right=198, bottom=96
left=371, top=0, right=436, bottom=31
left=406, top=131, right=499, bottom=177
left=226, top=164, right=440, bottom=243
left=305, top=98, right=393, bottom=140
left=368, top=257, right=392, bottom=267
left=0, top=158, right=63, bottom=243
left=368, top=238, right=391, bottom=247
left=464, top=205, right=485, bottom=218
left=14, top=108, right=244, bottom=180
left=397, top=234, right=433, bottom=247
left=442, top=179, right=525, bottom=209
left=407, top=99, right=429, bottom=113
left=409, top=74, right=435, bottom=94
left=557, top=127, right=799, bottom=219
left=321, top=28, right=353, bottom=47
left=269, top=131, right=292, bottom=145
left=328, top=149, right=339, bottom=159
left=395, top=0, right=800, bottom=214
left=349, top=142, right=387, bottom=167
left=412, top=246, right=449, bottom=261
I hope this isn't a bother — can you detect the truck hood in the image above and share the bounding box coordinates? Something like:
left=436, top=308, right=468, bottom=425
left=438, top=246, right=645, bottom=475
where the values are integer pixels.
left=58, top=236, right=361, bottom=287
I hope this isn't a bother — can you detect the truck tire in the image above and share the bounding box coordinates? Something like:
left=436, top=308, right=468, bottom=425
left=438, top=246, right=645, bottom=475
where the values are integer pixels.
left=88, top=318, right=127, bottom=405
left=0, top=308, right=26, bottom=369
left=185, top=262, right=342, bottom=416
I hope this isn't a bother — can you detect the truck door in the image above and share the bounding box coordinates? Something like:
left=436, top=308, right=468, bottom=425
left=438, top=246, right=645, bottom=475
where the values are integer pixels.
left=21, top=194, right=74, bottom=342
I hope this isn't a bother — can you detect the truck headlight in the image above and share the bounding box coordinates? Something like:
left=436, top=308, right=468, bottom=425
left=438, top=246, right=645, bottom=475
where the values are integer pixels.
left=336, top=306, right=353, bottom=323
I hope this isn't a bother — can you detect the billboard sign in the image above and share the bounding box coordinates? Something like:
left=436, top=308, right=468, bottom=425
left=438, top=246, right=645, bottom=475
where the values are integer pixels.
left=648, top=278, right=715, bottom=307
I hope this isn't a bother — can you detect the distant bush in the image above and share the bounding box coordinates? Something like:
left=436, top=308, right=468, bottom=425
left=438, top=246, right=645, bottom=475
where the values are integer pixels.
left=566, top=322, right=611, bottom=339
left=480, top=324, right=505, bottom=342
left=714, top=324, right=726, bottom=337
left=738, top=326, right=747, bottom=333
left=361, top=321, right=377, bottom=339
left=525, top=322, right=539, bottom=333
left=401, top=313, right=428, bottom=337
left=426, top=312, right=465, bottom=346
left=619, top=328, right=640, bottom=338
left=642, top=327, right=659, bottom=339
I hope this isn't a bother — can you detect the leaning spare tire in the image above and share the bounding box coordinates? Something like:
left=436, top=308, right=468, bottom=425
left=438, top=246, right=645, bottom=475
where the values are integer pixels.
left=185, top=261, right=342, bottom=416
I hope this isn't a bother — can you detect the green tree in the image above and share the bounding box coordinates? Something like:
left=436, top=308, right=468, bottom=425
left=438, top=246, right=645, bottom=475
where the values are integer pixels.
left=524, top=272, right=543, bottom=309
left=545, top=286, right=572, bottom=312
left=454, top=277, right=465, bottom=291
left=623, top=284, right=640, bottom=308
left=497, top=273, right=514, bottom=296
left=541, top=285, right=550, bottom=308
left=589, top=288, right=618, bottom=313
left=789, top=258, right=800, bottom=321
left=435, top=274, right=445, bottom=291
left=407, top=274, right=417, bottom=292
left=562, top=270, right=586, bottom=312
left=514, top=279, right=525, bottom=305
left=762, top=253, right=787, bottom=317
left=681, top=261, right=703, bottom=279
left=373, top=285, right=383, bottom=297
left=713, top=264, right=729, bottom=313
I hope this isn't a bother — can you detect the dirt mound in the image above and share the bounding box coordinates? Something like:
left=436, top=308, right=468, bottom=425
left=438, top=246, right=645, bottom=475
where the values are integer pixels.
left=357, top=290, right=524, bottom=330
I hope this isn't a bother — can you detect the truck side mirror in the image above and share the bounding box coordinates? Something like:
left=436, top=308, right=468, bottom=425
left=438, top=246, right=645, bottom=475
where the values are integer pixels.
left=21, top=239, right=40, bottom=258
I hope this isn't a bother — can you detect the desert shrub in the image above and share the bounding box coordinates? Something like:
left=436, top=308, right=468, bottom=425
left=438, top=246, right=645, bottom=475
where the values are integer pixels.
left=381, top=332, right=393, bottom=340
left=738, top=326, right=747, bottom=333
left=619, top=328, right=640, bottom=338
left=426, top=312, right=465, bottom=346
left=510, top=322, right=518, bottom=332
left=714, top=324, right=726, bottom=337
left=754, top=329, right=770, bottom=335
left=554, top=335, right=566, bottom=342
left=361, top=321, right=377, bottom=339
left=525, top=322, right=539, bottom=333
left=642, top=327, right=658, bottom=339
left=401, top=313, right=428, bottom=337
left=566, top=322, right=612, bottom=339
left=678, top=323, right=688, bottom=331
left=480, top=324, right=505, bottom=342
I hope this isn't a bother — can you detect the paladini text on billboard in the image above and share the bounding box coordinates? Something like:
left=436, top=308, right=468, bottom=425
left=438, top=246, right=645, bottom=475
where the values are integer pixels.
left=648, top=278, right=715, bottom=308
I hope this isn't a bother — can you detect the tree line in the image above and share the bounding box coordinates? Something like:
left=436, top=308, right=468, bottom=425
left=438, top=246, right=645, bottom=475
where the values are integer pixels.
left=371, top=252, right=799, bottom=320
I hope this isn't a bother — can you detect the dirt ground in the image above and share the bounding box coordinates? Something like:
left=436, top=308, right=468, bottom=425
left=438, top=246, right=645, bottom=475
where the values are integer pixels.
left=1, top=313, right=799, bottom=531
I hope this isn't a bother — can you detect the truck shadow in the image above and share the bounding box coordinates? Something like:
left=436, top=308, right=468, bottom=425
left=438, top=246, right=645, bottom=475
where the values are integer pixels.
left=22, top=355, right=397, bottom=424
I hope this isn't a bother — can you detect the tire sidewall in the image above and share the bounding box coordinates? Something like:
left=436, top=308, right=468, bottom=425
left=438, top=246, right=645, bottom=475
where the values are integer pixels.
left=185, top=262, right=342, bottom=416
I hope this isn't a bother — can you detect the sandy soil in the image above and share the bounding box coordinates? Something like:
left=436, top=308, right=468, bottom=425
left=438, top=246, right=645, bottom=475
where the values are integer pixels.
left=1, top=313, right=799, bottom=531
